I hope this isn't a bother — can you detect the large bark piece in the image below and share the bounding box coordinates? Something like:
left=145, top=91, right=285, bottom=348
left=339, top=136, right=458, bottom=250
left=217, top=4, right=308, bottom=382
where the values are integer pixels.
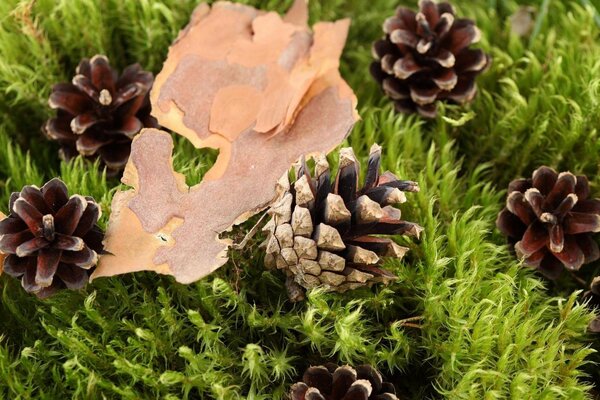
left=92, top=0, right=358, bottom=283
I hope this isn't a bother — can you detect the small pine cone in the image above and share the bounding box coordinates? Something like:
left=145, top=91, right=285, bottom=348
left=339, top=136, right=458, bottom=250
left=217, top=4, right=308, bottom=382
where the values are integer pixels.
left=263, top=144, right=422, bottom=300
left=43, top=55, right=158, bottom=176
left=290, top=364, right=399, bottom=400
left=0, top=179, right=104, bottom=298
left=370, top=0, right=490, bottom=118
left=496, top=166, right=600, bottom=279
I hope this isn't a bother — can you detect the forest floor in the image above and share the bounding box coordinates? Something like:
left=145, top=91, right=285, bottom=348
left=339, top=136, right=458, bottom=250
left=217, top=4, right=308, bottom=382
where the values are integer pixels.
left=1, top=0, right=600, bottom=399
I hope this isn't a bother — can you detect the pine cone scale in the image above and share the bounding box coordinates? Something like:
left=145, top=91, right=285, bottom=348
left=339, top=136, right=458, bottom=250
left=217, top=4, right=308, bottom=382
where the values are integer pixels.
left=13, top=198, right=44, bottom=234
left=572, top=198, right=600, bottom=213
left=515, top=222, right=547, bottom=257
left=36, top=248, right=61, bottom=287
left=558, top=237, right=584, bottom=269
left=98, top=143, right=131, bottom=170
left=73, top=204, right=100, bottom=237
left=20, top=186, right=50, bottom=214
left=0, top=217, right=27, bottom=235
left=76, top=132, right=107, bottom=155
left=18, top=237, right=51, bottom=257
left=495, top=210, right=524, bottom=239
left=57, top=264, right=87, bottom=289
left=49, top=85, right=92, bottom=114
left=54, top=196, right=87, bottom=235
left=42, top=179, right=69, bottom=211
left=44, top=118, right=74, bottom=142
left=432, top=69, right=457, bottom=90
left=89, top=56, right=116, bottom=92
left=457, top=49, right=487, bottom=72
left=72, top=74, right=99, bottom=100
left=116, top=116, right=143, bottom=137
left=565, top=212, right=600, bottom=234
left=0, top=231, right=33, bottom=254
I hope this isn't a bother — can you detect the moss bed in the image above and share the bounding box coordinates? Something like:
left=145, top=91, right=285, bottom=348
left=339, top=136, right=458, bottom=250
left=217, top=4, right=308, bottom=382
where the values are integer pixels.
left=2, top=0, right=600, bottom=398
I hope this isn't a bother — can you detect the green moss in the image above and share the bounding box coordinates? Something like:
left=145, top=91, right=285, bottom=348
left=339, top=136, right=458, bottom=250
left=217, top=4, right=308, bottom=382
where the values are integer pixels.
left=0, top=0, right=598, bottom=399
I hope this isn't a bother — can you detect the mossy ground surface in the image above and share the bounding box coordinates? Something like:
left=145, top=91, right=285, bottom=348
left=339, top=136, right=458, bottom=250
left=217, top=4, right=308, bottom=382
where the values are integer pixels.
left=1, top=0, right=600, bottom=398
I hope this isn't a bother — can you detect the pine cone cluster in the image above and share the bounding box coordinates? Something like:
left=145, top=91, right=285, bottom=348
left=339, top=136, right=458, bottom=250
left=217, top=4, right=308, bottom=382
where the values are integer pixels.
left=496, top=166, right=600, bottom=279
left=0, top=179, right=104, bottom=298
left=43, top=55, right=158, bottom=176
left=290, top=363, right=398, bottom=400
left=263, top=144, right=422, bottom=301
left=370, top=0, right=490, bottom=118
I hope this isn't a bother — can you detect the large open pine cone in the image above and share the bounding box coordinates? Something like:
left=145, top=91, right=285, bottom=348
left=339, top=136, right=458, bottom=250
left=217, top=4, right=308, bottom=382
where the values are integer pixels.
left=43, top=55, right=158, bottom=176
left=0, top=179, right=104, bottom=298
left=370, top=0, right=490, bottom=118
left=263, top=144, right=422, bottom=301
left=290, top=363, right=399, bottom=400
left=496, top=166, right=600, bottom=279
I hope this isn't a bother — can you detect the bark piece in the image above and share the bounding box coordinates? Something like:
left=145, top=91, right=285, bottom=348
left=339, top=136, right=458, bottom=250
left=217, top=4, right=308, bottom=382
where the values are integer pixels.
left=92, top=0, right=358, bottom=283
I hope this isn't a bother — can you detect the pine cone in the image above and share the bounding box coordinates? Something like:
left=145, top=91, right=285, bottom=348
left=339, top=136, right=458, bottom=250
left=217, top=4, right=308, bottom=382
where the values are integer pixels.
left=370, top=0, right=490, bottom=118
left=263, top=144, right=422, bottom=301
left=43, top=55, right=158, bottom=176
left=290, top=363, right=399, bottom=400
left=0, top=178, right=104, bottom=298
left=496, top=166, right=600, bottom=279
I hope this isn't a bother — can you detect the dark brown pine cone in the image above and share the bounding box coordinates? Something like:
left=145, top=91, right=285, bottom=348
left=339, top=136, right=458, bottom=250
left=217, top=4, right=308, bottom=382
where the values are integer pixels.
left=290, top=363, right=399, bottom=400
left=43, top=55, right=158, bottom=176
left=263, top=144, right=422, bottom=301
left=370, top=0, right=490, bottom=118
left=496, top=166, right=600, bottom=279
left=0, top=178, right=104, bottom=298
